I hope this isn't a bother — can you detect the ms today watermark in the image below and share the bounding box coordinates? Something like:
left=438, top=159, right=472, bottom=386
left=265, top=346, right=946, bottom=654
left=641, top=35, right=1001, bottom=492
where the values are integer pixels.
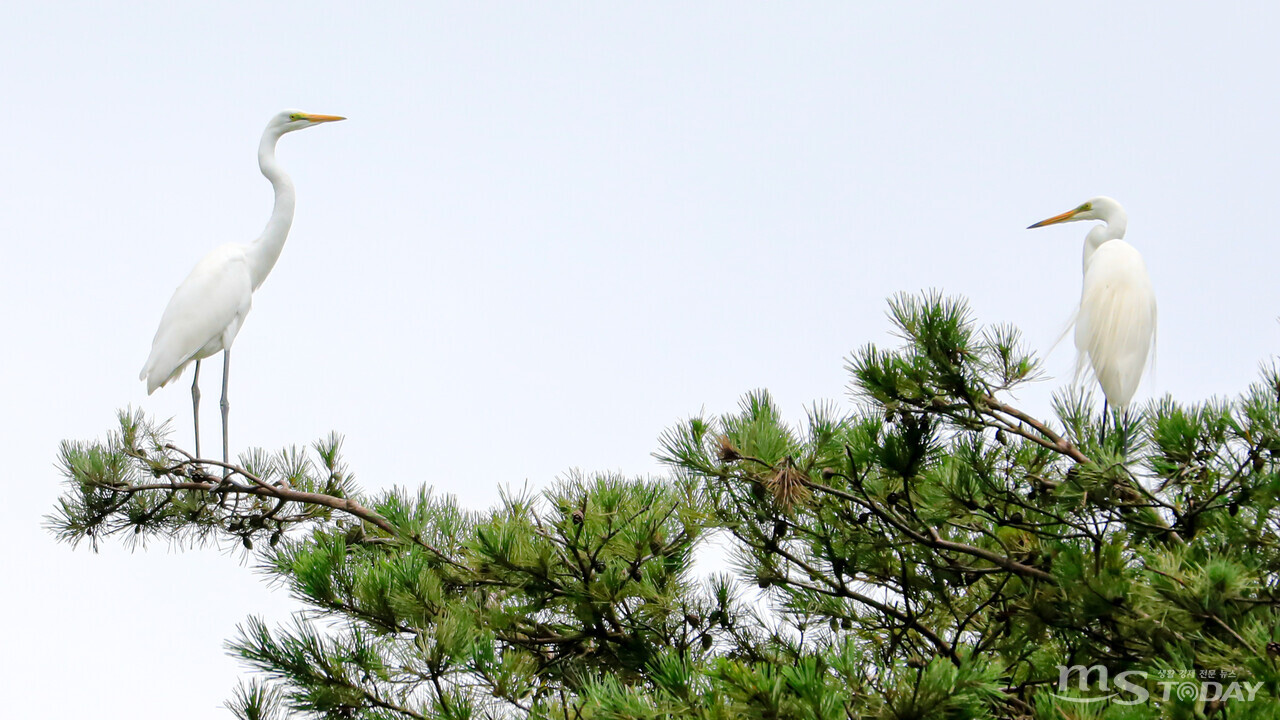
left=1053, top=665, right=1263, bottom=704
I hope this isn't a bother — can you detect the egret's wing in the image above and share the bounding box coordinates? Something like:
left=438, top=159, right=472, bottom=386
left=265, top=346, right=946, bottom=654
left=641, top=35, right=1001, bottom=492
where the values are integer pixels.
left=1074, top=240, right=1156, bottom=407
left=140, top=244, right=253, bottom=393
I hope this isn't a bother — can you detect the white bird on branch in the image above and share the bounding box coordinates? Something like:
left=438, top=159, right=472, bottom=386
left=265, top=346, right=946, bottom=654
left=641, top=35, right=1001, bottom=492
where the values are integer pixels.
left=140, top=109, right=345, bottom=468
left=1029, top=196, right=1157, bottom=428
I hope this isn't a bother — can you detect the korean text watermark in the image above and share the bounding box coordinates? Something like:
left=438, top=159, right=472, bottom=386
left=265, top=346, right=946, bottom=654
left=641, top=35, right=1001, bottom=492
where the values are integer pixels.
left=1052, top=665, right=1262, bottom=704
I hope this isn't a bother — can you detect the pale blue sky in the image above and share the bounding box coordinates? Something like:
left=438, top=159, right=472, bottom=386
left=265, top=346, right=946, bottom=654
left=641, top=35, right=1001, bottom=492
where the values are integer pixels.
left=4, top=3, right=1280, bottom=716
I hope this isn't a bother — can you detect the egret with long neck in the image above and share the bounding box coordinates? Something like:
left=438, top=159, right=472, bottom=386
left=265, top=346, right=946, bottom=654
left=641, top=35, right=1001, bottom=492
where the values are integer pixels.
left=1028, top=196, right=1156, bottom=421
left=140, top=109, right=344, bottom=468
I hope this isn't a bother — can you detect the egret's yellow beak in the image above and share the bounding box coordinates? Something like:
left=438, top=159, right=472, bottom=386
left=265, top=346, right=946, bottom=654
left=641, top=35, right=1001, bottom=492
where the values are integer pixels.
left=1027, top=208, right=1079, bottom=229
left=300, top=113, right=346, bottom=123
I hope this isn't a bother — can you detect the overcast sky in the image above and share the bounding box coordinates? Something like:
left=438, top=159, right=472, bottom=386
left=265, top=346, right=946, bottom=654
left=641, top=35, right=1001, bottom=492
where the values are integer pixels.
left=5, top=2, right=1280, bottom=716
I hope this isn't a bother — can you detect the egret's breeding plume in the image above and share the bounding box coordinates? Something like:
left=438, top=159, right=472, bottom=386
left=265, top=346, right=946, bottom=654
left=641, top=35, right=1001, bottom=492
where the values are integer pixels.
left=140, top=109, right=345, bottom=467
left=1028, top=196, right=1156, bottom=414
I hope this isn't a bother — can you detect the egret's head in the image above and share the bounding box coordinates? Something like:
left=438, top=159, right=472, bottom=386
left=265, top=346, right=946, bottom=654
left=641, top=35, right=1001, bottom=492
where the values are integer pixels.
left=1028, top=196, right=1122, bottom=229
left=269, top=109, right=346, bottom=134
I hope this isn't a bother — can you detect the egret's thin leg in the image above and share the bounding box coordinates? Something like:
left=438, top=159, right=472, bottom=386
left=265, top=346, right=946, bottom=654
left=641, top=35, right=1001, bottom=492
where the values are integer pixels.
left=1100, top=398, right=1110, bottom=446
left=221, top=349, right=231, bottom=480
left=191, top=360, right=202, bottom=458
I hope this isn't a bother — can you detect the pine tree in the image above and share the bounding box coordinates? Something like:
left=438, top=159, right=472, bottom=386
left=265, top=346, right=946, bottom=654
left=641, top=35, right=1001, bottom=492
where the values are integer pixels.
left=51, top=292, right=1280, bottom=718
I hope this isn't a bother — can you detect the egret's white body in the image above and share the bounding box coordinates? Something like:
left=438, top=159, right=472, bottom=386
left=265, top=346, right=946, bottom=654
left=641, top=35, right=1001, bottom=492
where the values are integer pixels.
left=140, top=243, right=254, bottom=394
left=140, top=109, right=344, bottom=461
left=1029, top=197, right=1156, bottom=410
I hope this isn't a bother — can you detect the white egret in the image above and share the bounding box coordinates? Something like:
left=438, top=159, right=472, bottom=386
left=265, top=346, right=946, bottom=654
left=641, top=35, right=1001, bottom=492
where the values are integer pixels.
left=140, top=109, right=345, bottom=467
left=1028, top=197, right=1156, bottom=418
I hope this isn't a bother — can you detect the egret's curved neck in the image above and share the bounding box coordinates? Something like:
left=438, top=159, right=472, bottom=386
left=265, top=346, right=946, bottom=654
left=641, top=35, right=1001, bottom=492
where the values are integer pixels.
left=247, top=127, right=294, bottom=291
left=1082, top=208, right=1128, bottom=269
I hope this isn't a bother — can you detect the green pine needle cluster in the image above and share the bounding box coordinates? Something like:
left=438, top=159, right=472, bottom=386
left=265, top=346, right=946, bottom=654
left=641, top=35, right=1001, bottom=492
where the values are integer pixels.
left=49, top=292, right=1280, bottom=718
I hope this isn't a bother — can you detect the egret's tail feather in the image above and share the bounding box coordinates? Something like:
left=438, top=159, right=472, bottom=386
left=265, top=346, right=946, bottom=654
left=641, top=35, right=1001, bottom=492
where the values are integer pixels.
left=140, top=362, right=179, bottom=395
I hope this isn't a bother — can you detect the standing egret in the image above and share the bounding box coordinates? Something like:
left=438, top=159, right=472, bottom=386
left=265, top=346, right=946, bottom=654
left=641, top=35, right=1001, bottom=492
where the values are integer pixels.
left=1028, top=196, right=1156, bottom=424
left=140, top=109, right=345, bottom=468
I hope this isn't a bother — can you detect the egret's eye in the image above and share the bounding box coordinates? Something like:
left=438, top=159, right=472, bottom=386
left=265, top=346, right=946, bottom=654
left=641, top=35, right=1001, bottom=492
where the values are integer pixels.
left=1078, top=202, right=1092, bottom=212
left=289, top=113, right=302, bottom=121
